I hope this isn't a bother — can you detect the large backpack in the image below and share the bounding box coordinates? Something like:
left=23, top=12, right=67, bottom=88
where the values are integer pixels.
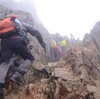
left=0, top=15, right=20, bottom=39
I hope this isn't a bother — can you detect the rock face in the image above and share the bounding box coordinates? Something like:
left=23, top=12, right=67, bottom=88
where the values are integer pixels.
left=83, top=21, right=100, bottom=50
left=50, top=46, right=100, bottom=99
left=5, top=45, right=100, bottom=99
left=83, top=21, right=100, bottom=61
left=90, top=22, right=100, bottom=49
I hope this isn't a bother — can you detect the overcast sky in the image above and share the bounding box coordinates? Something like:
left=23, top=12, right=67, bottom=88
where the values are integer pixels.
left=15, top=0, right=100, bottom=40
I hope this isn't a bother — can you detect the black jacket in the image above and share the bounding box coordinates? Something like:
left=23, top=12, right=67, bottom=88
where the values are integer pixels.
left=4, top=22, right=44, bottom=44
left=22, top=22, right=43, bottom=43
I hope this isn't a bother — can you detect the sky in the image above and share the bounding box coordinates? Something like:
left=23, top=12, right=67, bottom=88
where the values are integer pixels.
left=15, top=0, right=100, bottom=40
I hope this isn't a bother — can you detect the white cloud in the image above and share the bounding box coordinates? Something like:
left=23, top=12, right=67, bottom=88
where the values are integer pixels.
left=34, top=0, right=100, bottom=39
left=14, top=0, right=21, bottom=2
left=14, top=0, right=24, bottom=2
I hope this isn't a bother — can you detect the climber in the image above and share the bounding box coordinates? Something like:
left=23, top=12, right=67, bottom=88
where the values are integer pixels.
left=0, top=14, right=46, bottom=98
left=60, top=40, right=67, bottom=53
left=50, top=40, right=62, bottom=61
left=50, top=40, right=58, bottom=61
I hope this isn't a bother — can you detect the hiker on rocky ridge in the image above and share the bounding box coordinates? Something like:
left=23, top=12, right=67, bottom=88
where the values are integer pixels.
left=0, top=14, right=46, bottom=98
left=60, top=40, right=67, bottom=53
left=50, top=40, right=58, bottom=61
left=50, top=40, right=62, bottom=61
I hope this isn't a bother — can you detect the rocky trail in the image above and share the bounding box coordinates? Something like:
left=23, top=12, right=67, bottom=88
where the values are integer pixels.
left=4, top=46, right=100, bottom=99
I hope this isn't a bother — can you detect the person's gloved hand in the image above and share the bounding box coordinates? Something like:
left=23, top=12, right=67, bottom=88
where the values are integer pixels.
left=41, top=42, right=46, bottom=48
left=40, top=42, right=46, bottom=52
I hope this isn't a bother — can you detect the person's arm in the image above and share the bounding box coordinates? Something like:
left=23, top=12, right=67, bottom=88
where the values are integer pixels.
left=23, top=23, right=46, bottom=49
